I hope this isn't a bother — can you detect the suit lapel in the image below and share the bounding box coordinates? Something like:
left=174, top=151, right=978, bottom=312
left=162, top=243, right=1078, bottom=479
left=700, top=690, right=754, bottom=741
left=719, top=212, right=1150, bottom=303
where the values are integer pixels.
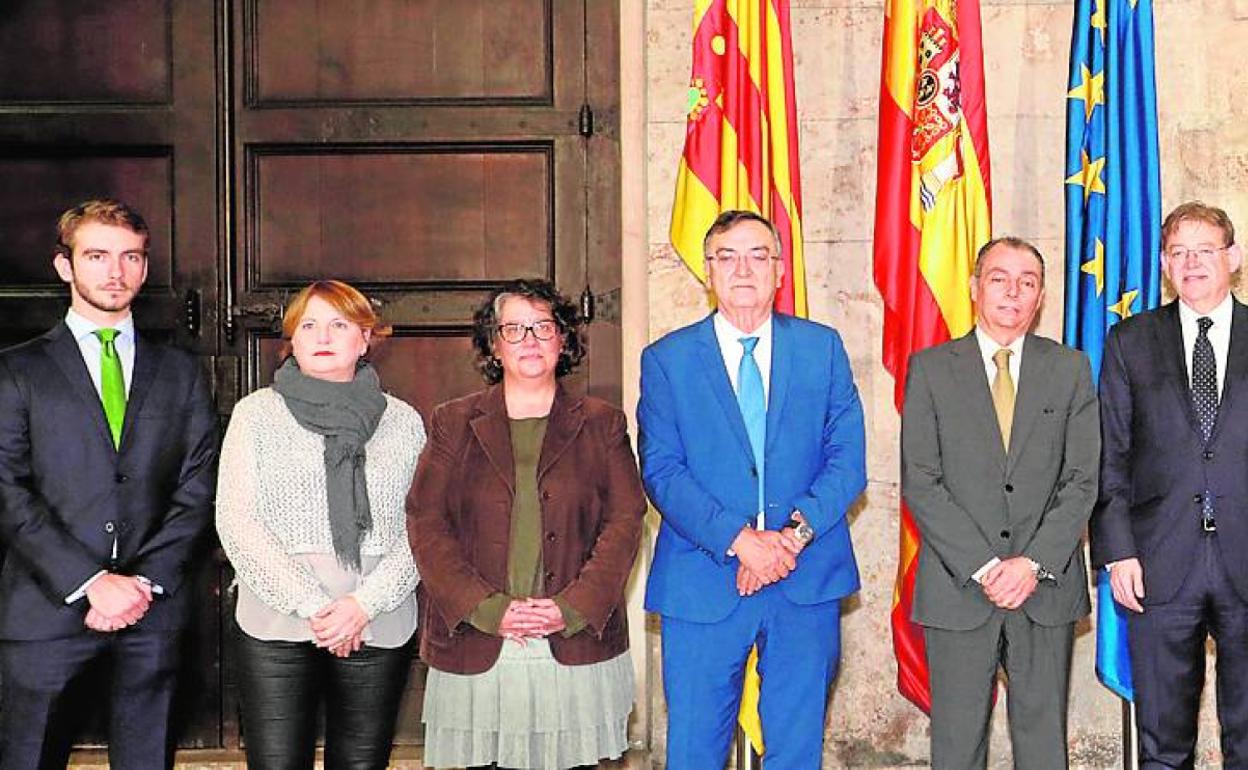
left=951, top=331, right=1007, bottom=469
left=120, top=333, right=163, bottom=451
left=45, top=323, right=117, bottom=453
left=1006, top=335, right=1047, bottom=475
left=538, top=385, right=585, bottom=480
left=469, top=385, right=516, bottom=494
left=1155, top=302, right=1205, bottom=439
left=694, top=316, right=755, bottom=462
left=1210, top=299, right=1248, bottom=443
left=764, top=315, right=792, bottom=455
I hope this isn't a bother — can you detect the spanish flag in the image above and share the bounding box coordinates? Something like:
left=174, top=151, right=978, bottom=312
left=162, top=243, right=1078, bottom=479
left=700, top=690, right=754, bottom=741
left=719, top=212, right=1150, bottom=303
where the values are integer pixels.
left=670, top=0, right=806, bottom=317
left=873, top=0, right=992, bottom=712
left=670, top=0, right=807, bottom=753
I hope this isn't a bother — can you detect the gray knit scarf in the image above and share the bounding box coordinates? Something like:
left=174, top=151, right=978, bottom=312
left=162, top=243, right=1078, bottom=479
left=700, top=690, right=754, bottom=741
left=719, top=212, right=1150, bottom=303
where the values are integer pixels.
left=272, top=357, right=387, bottom=571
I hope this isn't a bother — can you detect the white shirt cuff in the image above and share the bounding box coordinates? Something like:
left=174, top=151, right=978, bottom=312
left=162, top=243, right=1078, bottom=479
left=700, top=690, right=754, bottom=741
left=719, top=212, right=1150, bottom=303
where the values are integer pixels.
left=971, top=557, right=1001, bottom=584
left=65, top=570, right=108, bottom=604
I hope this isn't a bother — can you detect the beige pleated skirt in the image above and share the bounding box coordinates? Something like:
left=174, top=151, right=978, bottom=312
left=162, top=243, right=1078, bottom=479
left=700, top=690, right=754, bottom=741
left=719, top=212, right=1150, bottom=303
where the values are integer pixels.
left=421, top=638, right=633, bottom=770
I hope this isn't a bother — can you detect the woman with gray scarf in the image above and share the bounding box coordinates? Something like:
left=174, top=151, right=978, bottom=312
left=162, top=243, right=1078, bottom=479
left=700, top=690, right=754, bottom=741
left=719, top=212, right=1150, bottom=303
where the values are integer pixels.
left=216, top=280, right=425, bottom=769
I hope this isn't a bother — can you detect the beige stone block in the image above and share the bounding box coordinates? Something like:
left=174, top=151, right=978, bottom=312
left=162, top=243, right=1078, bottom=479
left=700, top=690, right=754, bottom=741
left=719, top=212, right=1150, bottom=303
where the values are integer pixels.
left=647, top=243, right=712, bottom=341
left=831, top=482, right=933, bottom=765
left=982, top=3, right=1073, bottom=118
left=648, top=121, right=688, bottom=249
left=791, top=6, right=884, bottom=121
left=987, top=116, right=1066, bottom=242
left=646, top=6, right=694, bottom=126
left=800, top=118, right=880, bottom=242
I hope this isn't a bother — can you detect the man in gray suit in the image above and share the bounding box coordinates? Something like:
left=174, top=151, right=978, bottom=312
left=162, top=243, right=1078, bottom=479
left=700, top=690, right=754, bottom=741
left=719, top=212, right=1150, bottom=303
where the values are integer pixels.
left=901, top=237, right=1099, bottom=769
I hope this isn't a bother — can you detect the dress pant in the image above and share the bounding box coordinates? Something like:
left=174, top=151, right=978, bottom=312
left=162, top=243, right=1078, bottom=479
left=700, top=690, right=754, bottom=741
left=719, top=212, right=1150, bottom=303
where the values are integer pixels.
left=235, top=625, right=413, bottom=770
left=0, top=627, right=183, bottom=770
left=1129, top=532, right=1248, bottom=770
left=660, top=586, right=842, bottom=770
left=924, top=610, right=1074, bottom=770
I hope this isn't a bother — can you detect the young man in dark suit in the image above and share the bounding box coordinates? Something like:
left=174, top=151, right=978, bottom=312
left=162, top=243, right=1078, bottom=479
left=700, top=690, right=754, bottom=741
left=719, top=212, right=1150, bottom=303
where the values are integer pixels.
left=0, top=199, right=218, bottom=769
left=1093, top=201, right=1248, bottom=768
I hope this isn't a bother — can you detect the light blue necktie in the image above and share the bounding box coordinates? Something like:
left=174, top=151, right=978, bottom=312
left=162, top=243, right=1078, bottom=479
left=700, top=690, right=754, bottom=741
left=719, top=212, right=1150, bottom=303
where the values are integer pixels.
left=737, top=337, right=766, bottom=517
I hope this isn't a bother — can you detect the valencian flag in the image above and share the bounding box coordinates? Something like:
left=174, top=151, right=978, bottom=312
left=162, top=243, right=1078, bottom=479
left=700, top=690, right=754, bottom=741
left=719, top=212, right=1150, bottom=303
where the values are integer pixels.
left=1063, top=0, right=1162, bottom=702
left=669, top=0, right=807, bottom=754
left=670, top=0, right=807, bottom=317
left=874, top=0, right=992, bottom=712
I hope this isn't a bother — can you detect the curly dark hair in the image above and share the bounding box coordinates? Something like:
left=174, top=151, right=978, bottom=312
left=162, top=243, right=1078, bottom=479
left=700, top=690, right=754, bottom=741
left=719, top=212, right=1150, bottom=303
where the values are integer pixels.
left=471, top=278, right=586, bottom=384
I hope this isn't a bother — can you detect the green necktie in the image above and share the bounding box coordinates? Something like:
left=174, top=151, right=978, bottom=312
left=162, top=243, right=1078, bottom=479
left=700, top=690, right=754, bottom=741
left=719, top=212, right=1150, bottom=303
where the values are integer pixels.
left=95, top=328, right=126, bottom=448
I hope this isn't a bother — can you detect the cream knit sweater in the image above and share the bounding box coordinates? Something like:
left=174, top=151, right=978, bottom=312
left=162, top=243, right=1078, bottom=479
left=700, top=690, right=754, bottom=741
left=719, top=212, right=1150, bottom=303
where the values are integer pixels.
left=216, top=387, right=425, bottom=621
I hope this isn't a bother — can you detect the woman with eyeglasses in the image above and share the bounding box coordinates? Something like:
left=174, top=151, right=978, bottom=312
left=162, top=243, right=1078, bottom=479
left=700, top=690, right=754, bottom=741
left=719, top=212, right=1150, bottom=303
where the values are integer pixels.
left=407, top=278, right=645, bottom=770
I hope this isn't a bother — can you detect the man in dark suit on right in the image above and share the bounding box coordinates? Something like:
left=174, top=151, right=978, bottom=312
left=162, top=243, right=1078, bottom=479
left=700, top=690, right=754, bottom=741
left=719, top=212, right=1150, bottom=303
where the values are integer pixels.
left=0, top=199, right=218, bottom=769
left=1092, top=201, right=1248, bottom=768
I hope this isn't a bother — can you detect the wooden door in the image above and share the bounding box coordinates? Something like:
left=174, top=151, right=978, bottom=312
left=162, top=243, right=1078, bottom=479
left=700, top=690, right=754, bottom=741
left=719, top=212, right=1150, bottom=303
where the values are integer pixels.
left=0, top=0, right=619, bottom=753
left=0, top=0, right=225, bottom=750
left=219, top=0, right=620, bottom=748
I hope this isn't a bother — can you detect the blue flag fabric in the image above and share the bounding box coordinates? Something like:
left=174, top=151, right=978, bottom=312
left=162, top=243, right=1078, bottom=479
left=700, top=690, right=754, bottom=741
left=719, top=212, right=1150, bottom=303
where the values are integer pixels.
left=1063, top=0, right=1163, bottom=702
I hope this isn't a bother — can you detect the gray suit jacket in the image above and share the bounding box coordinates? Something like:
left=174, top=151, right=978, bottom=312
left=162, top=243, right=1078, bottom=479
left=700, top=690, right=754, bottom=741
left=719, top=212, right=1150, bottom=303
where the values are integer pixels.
left=901, top=331, right=1099, bottom=631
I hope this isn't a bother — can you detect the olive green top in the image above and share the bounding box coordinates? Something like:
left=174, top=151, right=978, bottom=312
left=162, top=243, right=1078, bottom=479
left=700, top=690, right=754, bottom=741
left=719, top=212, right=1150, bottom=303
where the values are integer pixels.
left=469, top=417, right=587, bottom=637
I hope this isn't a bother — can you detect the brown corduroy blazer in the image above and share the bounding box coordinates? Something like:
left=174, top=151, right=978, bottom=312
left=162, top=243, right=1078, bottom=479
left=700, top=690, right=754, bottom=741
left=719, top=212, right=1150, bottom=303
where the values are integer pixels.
left=406, top=383, right=646, bottom=675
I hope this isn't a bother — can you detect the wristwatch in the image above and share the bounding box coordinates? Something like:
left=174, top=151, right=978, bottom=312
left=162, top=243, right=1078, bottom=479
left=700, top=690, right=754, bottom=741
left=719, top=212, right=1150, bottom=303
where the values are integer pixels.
left=781, top=513, right=815, bottom=546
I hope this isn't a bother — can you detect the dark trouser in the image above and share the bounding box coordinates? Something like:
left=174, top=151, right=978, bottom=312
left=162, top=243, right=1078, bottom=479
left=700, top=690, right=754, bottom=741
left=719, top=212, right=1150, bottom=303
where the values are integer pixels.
left=235, top=626, right=413, bottom=770
left=0, top=628, right=182, bottom=770
left=1129, top=533, right=1248, bottom=770
left=925, top=611, right=1074, bottom=770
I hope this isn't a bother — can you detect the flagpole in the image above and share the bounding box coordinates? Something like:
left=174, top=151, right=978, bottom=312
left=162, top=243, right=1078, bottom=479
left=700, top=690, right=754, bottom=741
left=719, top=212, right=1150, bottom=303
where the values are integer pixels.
left=1122, top=700, right=1137, bottom=770
left=736, top=728, right=760, bottom=770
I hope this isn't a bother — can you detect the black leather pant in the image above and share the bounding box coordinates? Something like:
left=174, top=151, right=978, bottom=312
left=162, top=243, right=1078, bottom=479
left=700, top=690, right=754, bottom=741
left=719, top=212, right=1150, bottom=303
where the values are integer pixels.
left=235, top=625, right=413, bottom=770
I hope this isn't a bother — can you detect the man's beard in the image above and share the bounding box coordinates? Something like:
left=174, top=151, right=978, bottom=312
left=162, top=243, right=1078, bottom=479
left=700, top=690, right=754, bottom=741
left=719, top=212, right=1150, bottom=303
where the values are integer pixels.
left=73, top=276, right=138, bottom=314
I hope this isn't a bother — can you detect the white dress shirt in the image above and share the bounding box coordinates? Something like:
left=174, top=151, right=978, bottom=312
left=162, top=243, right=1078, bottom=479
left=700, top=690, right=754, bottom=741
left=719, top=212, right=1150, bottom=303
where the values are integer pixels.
left=713, top=312, right=773, bottom=402
left=971, top=327, right=1026, bottom=583
left=974, top=326, right=1024, bottom=393
left=61, top=309, right=146, bottom=604
left=1178, top=293, right=1233, bottom=399
left=64, top=308, right=136, bottom=398
left=713, top=312, right=773, bottom=535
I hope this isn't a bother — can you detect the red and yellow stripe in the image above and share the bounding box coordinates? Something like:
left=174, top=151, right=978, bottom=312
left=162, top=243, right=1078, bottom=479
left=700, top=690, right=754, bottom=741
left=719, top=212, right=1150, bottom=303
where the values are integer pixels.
left=671, top=0, right=807, bottom=316
left=873, top=0, right=992, bottom=713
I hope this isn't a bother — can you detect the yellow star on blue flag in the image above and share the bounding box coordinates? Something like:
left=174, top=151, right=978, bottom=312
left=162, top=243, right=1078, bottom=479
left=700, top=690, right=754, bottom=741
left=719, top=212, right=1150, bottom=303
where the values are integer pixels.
left=1063, top=0, right=1162, bottom=704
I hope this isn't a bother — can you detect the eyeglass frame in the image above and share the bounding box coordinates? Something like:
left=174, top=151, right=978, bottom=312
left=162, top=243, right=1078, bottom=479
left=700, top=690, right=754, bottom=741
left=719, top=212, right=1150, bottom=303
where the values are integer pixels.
left=1164, top=245, right=1230, bottom=262
left=704, top=248, right=783, bottom=267
left=495, top=319, right=561, bottom=344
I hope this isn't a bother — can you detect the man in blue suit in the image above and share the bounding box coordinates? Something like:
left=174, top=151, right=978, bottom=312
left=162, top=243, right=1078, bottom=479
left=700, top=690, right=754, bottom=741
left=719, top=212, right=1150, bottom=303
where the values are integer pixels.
left=638, top=210, right=866, bottom=770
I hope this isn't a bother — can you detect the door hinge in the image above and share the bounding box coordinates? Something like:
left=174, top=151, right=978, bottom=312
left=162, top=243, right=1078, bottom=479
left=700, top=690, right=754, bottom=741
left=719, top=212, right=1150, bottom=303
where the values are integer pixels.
left=578, top=103, right=594, bottom=138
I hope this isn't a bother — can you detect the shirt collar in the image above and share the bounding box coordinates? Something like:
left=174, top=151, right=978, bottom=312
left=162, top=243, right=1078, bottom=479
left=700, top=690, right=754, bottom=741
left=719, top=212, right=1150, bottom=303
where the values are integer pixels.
left=1178, top=293, right=1233, bottom=332
left=714, top=312, right=773, bottom=345
left=65, top=308, right=135, bottom=343
left=974, top=326, right=1025, bottom=366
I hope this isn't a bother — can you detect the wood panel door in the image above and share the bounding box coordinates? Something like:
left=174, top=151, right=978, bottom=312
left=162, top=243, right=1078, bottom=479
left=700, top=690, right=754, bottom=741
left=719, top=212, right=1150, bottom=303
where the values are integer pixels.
left=0, top=0, right=619, bottom=753
left=219, top=0, right=621, bottom=751
left=0, top=0, right=226, bottom=749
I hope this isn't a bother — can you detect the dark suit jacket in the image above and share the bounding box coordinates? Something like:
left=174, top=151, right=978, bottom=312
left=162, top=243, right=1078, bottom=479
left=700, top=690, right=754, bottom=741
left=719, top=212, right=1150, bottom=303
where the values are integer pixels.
left=1091, top=299, right=1248, bottom=605
left=0, top=322, right=219, bottom=640
left=902, top=332, right=1099, bottom=630
left=406, top=383, right=646, bottom=675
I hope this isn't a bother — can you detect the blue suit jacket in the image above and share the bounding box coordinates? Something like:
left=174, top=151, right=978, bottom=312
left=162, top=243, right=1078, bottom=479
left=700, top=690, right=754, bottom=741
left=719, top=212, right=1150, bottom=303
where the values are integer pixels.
left=639, top=313, right=866, bottom=623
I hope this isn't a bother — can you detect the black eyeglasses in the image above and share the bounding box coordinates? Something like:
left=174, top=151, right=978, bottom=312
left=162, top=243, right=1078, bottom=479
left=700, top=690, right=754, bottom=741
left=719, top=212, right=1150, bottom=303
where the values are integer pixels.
left=497, top=320, right=560, bottom=344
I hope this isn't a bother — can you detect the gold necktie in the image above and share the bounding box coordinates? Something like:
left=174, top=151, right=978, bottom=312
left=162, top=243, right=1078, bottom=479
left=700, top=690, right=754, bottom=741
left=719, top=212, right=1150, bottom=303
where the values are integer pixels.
left=992, top=348, right=1015, bottom=450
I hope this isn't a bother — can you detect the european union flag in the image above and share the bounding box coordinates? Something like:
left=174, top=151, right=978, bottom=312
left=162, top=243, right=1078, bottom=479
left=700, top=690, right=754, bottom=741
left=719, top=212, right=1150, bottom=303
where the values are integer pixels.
left=1063, top=0, right=1162, bottom=702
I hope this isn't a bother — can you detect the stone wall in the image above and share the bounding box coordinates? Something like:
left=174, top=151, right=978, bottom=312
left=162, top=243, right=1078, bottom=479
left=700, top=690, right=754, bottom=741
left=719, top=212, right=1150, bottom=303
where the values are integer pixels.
left=632, top=0, right=1248, bottom=766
